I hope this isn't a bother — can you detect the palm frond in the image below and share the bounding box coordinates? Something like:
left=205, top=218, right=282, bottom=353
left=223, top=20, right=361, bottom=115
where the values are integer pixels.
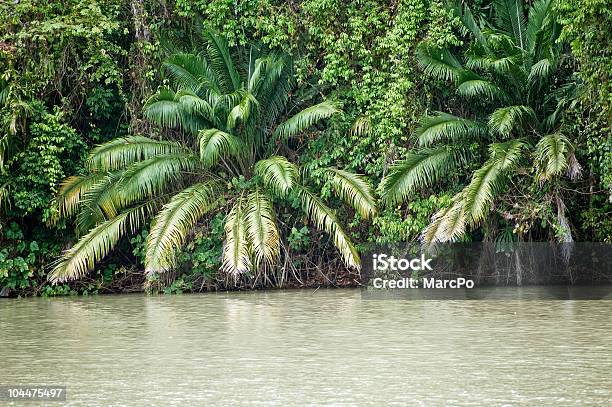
left=297, top=186, right=360, bottom=270
left=145, top=182, right=220, bottom=274
left=528, top=58, right=553, bottom=85
left=381, top=147, right=466, bottom=206
left=326, top=168, right=377, bottom=219
left=416, top=44, right=464, bottom=82
left=115, top=154, right=199, bottom=206
left=202, top=28, right=241, bottom=92
left=488, top=105, right=536, bottom=138
left=49, top=203, right=152, bottom=283
left=273, top=101, right=340, bottom=140
left=526, top=0, right=553, bottom=55
left=57, top=173, right=106, bottom=218
left=245, top=189, right=280, bottom=268
left=494, top=0, right=526, bottom=49
left=87, top=136, right=187, bottom=172
left=255, top=156, right=298, bottom=197
left=463, top=139, right=524, bottom=225
left=222, top=196, right=252, bottom=275
left=417, top=112, right=485, bottom=146
left=226, top=91, right=258, bottom=130
left=535, top=133, right=570, bottom=180
left=198, top=128, right=245, bottom=167
left=162, top=52, right=219, bottom=95
left=457, top=78, right=507, bottom=100
left=421, top=194, right=467, bottom=243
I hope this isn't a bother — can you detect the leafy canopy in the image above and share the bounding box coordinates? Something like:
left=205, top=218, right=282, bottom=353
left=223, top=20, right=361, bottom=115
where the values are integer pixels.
left=50, top=29, right=376, bottom=282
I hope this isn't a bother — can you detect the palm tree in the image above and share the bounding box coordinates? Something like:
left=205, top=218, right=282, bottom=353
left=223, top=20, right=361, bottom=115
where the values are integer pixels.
left=381, top=0, right=581, bottom=243
left=49, top=30, right=376, bottom=282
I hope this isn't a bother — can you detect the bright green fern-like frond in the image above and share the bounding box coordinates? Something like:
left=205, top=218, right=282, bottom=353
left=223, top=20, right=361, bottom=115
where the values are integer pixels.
left=245, top=189, right=280, bottom=268
left=416, top=112, right=485, bottom=146
left=87, top=136, right=187, bottom=172
left=416, top=45, right=464, bottom=82
left=535, top=133, right=570, bottom=180
left=145, top=182, right=220, bottom=274
left=222, top=197, right=252, bottom=275
left=297, top=186, right=360, bottom=270
left=202, top=29, right=241, bottom=92
left=488, top=105, right=536, bottom=138
left=49, top=203, right=153, bottom=283
left=273, top=101, right=340, bottom=141
left=326, top=168, right=377, bottom=219
left=463, top=139, right=524, bottom=225
left=381, top=147, right=466, bottom=206
left=115, top=154, right=199, bottom=206
left=255, top=156, right=298, bottom=197
left=198, top=129, right=245, bottom=167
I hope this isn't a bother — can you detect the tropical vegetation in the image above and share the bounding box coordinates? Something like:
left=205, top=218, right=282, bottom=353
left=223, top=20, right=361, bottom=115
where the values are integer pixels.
left=0, top=0, right=609, bottom=296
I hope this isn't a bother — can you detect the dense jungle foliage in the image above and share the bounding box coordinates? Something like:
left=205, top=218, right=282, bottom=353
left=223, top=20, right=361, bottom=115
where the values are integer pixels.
left=0, top=0, right=610, bottom=296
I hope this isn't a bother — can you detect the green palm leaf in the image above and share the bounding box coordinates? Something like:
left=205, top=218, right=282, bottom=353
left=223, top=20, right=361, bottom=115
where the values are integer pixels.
left=202, top=29, right=241, bottom=92
left=222, top=197, right=252, bottom=275
left=255, top=156, right=298, bottom=197
left=326, top=168, right=377, bottom=219
left=416, top=44, right=464, bottom=82
left=421, top=194, right=467, bottom=243
left=417, top=112, right=485, bottom=147
left=49, top=203, right=153, bottom=282
left=494, top=0, right=526, bottom=49
left=488, top=105, right=536, bottom=138
left=535, top=133, right=570, bottom=180
left=198, top=129, right=245, bottom=167
left=146, top=182, right=220, bottom=274
left=115, top=154, right=199, bottom=206
left=57, top=173, right=106, bottom=219
left=463, top=139, right=524, bottom=224
left=273, top=101, right=340, bottom=141
left=245, top=189, right=280, bottom=268
left=381, top=147, right=467, bottom=206
left=297, top=186, right=360, bottom=270
left=87, top=136, right=187, bottom=172
left=457, top=78, right=507, bottom=100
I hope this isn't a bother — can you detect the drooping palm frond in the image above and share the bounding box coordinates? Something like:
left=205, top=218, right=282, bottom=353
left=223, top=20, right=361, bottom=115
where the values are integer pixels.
left=87, top=136, right=188, bottom=172
left=381, top=147, right=467, bottom=206
left=255, top=156, right=298, bottom=197
left=297, top=186, right=360, bottom=270
left=114, top=154, right=199, bottom=206
left=326, top=168, right=377, bottom=219
left=416, top=112, right=485, bottom=146
left=528, top=58, right=553, bottom=85
left=488, top=105, right=536, bottom=138
left=273, top=101, right=340, bottom=141
left=526, top=0, right=553, bottom=55
left=421, top=194, right=467, bottom=243
left=494, top=0, right=526, bottom=50
left=146, top=182, right=220, bottom=274
left=451, top=2, right=488, bottom=49
left=226, top=91, right=258, bottom=130
left=416, top=44, right=464, bottom=82
left=457, top=77, right=507, bottom=100
left=222, top=197, right=252, bottom=275
left=162, top=52, right=220, bottom=96
left=535, top=133, right=570, bottom=180
left=245, top=189, right=280, bottom=268
left=57, top=173, right=106, bottom=218
left=74, top=171, right=126, bottom=234
left=198, top=128, right=245, bottom=167
left=0, top=182, right=10, bottom=214
left=463, top=139, right=524, bottom=224
left=202, top=29, right=241, bottom=92
left=49, top=203, right=153, bottom=283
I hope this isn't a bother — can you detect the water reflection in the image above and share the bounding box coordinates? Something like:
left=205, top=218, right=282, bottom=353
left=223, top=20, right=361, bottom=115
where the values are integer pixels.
left=1, top=288, right=611, bottom=406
